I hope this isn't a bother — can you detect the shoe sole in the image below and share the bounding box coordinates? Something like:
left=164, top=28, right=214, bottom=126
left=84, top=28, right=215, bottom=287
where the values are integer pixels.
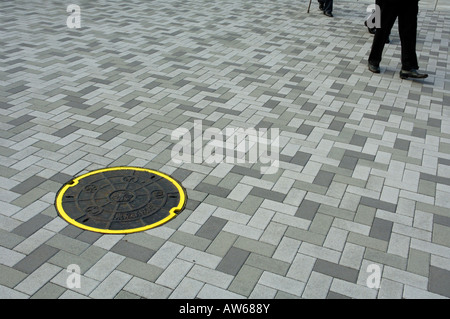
left=400, top=74, right=428, bottom=80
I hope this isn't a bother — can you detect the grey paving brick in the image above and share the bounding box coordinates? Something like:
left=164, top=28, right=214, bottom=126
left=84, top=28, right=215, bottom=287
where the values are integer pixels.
left=428, top=266, right=450, bottom=298
left=295, top=199, right=320, bottom=221
left=11, top=214, right=53, bottom=237
left=10, top=176, right=47, bottom=195
left=111, top=240, right=155, bottom=263
left=291, top=151, right=311, bottom=166
left=369, top=218, right=394, bottom=242
left=13, top=244, right=59, bottom=274
left=195, top=216, right=227, bottom=240
left=360, top=197, right=397, bottom=213
left=313, top=259, right=359, bottom=283
left=216, top=247, right=250, bottom=276
left=195, top=182, right=231, bottom=198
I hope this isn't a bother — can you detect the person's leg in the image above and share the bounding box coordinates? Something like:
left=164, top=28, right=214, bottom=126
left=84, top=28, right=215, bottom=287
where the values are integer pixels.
left=397, top=0, right=427, bottom=78
left=398, top=0, right=419, bottom=71
left=323, top=0, right=333, bottom=15
left=368, top=1, right=398, bottom=70
left=318, top=0, right=324, bottom=11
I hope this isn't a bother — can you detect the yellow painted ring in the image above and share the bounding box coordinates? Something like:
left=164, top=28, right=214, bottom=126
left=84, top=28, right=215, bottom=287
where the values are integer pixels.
left=55, top=167, right=187, bottom=234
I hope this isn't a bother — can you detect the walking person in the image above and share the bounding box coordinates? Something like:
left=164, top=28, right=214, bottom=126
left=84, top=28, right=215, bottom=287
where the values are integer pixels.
left=318, top=0, right=333, bottom=17
left=368, top=0, right=428, bottom=79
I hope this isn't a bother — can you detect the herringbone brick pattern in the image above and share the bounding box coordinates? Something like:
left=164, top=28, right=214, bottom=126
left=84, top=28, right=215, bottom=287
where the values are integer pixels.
left=1, top=0, right=449, bottom=299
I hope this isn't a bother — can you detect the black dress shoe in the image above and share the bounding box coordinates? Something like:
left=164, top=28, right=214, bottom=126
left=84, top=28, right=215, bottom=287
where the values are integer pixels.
left=399, top=69, right=428, bottom=79
left=368, top=63, right=380, bottom=73
left=385, top=36, right=390, bottom=44
left=324, top=11, right=333, bottom=17
left=319, top=3, right=324, bottom=11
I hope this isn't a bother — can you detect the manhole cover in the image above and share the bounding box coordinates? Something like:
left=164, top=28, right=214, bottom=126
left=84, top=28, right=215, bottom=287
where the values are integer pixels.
left=55, top=167, right=187, bottom=234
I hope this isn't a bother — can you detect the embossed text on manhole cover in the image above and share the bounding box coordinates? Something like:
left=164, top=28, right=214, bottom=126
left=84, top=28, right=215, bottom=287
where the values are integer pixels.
left=55, top=167, right=187, bottom=234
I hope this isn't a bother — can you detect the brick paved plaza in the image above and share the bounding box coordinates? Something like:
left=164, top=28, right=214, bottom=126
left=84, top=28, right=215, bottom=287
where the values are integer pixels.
left=1, top=0, right=449, bottom=299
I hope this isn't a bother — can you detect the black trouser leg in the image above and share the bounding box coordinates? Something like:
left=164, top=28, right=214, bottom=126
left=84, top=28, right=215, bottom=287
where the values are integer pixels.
left=398, top=1, right=419, bottom=70
left=323, top=0, right=332, bottom=13
left=368, top=1, right=398, bottom=66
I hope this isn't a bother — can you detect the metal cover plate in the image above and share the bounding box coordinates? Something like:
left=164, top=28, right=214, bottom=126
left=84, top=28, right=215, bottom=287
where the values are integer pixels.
left=55, top=167, right=187, bottom=234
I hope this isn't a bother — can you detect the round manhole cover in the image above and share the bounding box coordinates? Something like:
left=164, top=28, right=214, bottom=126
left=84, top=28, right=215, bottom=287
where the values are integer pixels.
left=55, top=167, right=187, bottom=234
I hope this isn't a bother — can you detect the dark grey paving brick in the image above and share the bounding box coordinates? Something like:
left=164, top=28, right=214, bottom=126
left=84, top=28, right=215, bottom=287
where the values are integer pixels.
left=76, top=230, right=103, bottom=244
left=438, top=157, right=450, bottom=166
left=10, top=176, right=47, bottom=195
left=249, top=187, right=286, bottom=203
left=171, top=168, right=193, bottom=182
left=295, top=199, right=320, bottom=221
left=428, top=266, right=450, bottom=298
left=97, top=128, right=122, bottom=141
left=427, top=117, right=442, bottom=128
left=13, top=244, right=59, bottom=274
left=326, top=291, right=352, bottom=299
left=296, top=123, right=315, bottom=136
left=393, top=138, right=410, bottom=151
left=360, top=197, right=397, bottom=213
left=291, top=151, right=311, bottom=166
left=53, top=125, right=79, bottom=138
left=230, top=166, right=263, bottom=179
left=349, top=134, right=367, bottom=147
left=50, top=172, right=74, bottom=184
left=195, top=182, right=231, bottom=198
left=8, top=115, right=35, bottom=126
left=433, top=214, right=450, bottom=227
left=339, top=155, right=358, bottom=170
left=369, top=218, right=393, bottom=242
left=301, top=102, right=317, bottom=112
left=328, top=120, right=345, bottom=131
left=313, top=259, right=359, bottom=283
left=420, top=173, right=450, bottom=186
left=12, top=214, right=53, bottom=237
left=196, top=216, right=228, bottom=240
left=59, top=225, right=84, bottom=238
left=412, top=127, right=427, bottom=139
left=111, top=240, right=156, bottom=263
left=313, top=170, right=335, bottom=187
left=216, top=247, right=250, bottom=276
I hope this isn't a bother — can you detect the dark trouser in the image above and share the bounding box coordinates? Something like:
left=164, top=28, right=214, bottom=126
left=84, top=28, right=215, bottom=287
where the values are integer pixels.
left=368, top=0, right=419, bottom=71
left=318, top=0, right=333, bottom=14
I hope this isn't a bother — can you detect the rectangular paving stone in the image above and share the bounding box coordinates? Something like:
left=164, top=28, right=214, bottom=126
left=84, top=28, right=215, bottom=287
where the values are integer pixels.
left=428, top=266, right=450, bottom=298
left=216, top=247, right=250, bottom=276
left=295, top=199, right=320, bottom=221
left=124, top=277, right=171, bottom=299
left=313, top=259, right=359, bottom=283
left=228, top=264, right=263, bottom=297
left=369, top=218, right=394, bottom=242
left=12, top=214, right=53, bottom=237
left=248, top=186, right=286, bottom=202
left=195, top=182, right=231, bottom=198
left=13, top=244, right=59, bottom=274
left=313, top=170, right=335, bottom=187
left=360, top=196, right=397, bottom=213
left=291, top=151, right=311, bottom=166
left=10, top=176, right=47, bottom=195
left=111, top=240, right=155, bottom=263
left=195, top=216, right=227, bottom=240
left=15, top=263, right=61, bottom=296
